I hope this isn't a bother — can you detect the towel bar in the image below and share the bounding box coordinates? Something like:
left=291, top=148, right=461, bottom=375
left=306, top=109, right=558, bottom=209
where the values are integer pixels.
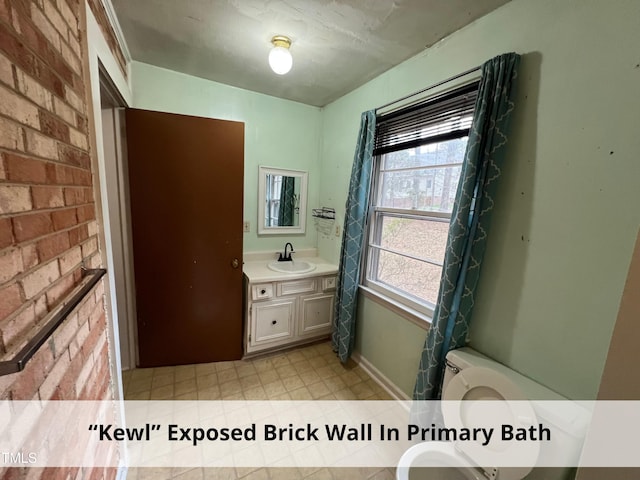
left=0, top=268, right=107, bottom=377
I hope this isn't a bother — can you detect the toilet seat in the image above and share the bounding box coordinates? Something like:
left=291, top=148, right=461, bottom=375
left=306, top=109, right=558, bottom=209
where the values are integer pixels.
left=396, top=442, right=484, bottom=480
left=442, top=366, right=540, bottom=480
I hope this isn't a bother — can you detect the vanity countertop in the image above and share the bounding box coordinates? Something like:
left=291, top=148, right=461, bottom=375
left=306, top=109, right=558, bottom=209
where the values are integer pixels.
left=243, top=256, right=338, bottom=283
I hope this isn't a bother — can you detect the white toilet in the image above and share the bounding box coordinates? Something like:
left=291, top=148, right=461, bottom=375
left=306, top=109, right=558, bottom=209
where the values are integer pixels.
left=397, top=347, right=588, bottom=480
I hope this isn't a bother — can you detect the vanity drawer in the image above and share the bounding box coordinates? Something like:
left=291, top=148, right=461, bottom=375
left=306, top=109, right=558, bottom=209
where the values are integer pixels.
left=277, top=278, right=317, bottom=296
left=252, top=283, right=274, bottom=300
left=322, top=276, right=337, bottom=291
left=252, top=300, right=294, bottom=344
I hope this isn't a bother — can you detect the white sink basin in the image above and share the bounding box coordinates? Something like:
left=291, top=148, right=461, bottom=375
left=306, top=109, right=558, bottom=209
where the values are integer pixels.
left=268, top=260, right=316, bottom=274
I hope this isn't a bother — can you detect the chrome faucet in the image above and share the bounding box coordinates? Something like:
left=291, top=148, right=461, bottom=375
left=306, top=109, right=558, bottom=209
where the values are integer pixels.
left=278, top=242, right=294, bottom=262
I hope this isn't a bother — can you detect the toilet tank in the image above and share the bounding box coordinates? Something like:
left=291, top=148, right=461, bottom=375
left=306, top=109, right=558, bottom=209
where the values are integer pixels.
left=444, top=347, right=590, bottom=478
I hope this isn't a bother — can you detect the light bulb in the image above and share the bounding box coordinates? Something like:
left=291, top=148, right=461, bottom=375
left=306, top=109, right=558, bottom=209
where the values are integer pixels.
left=269, top=46, right=293, bottom=75
left=268, top=36, right=293, bottom=75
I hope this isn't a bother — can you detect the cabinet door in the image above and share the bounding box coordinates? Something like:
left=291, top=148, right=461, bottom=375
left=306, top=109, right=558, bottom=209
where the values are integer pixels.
left=251, top=299, right=295, bottom=345
left=299, top=294, right=334, bottom=337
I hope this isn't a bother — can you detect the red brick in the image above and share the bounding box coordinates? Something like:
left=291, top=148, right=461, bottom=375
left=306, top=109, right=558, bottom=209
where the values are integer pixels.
left=69, top=72, right=83, bottom=95
left=46, top=272, right=73, bottom=309
left=57, top=0, right=77, bottom=31
left=34, top=293, right=47, bottom=320
left=72, top=167, right=91, bottom=186
left=0, top=248, right=24, bottom=284
left=39, top=108, right=70, bottom=142
left=3, top=153, right=48, bottom=183
left=18, top=8, right=74, bottom=86
left=21, top=243, right=38, bottom=269
left=34, top=57, right=66, bottom=98
left=0, top=185, right=32, bottom=214
left=32, top=185, right=64, bottom=208
left=0, top=283, right=22, bottom=321
left=0, top=82, right=39, bottom=128
left=36, top=230, right=69, bottom=261
left=24, top=129, right=58, bottom=160
left=57, top=144, right=89, bottom=168
left=51, top=207, right=76, bottom=230
left=0, top=115, right=24, bottom=151
left=38, top=468, right=70, bottom=480
left=75, top=112, right=87, bottom=133
left=21, top=259, right=59, bottom=299
left=12, top=212, right=53, bottom=242
left=0, top=0, right=10, bottom=24
left=64, top=0, right=80, bottom=19
left=105, top=467, right=118, bottom=480
left=1, top=303, right=36, bottom=350
left=55, top=361, right=81, bottom=400
left=68, top=313, right=88, bottom=358
left=76, top=204, right=95, bottom=223
left=0, top=23, right=65, bottom=98
left=0, top=217, right=13, bottom=249
left=43, top=0, right=67, bottom=39
left=68, top=224, right=87, bottom=246
left=63, top=186, right=83, bottom=205
left=9, top=356, right=41, bottom=399
left=46, top=162, right=73, bottom=184
left=38, top=347, right=70, bottom=400
left=17, top=6, right=61, bottom=65
left=81, top=237, right=97, bottom=257
left=0, top=22, right=38, bottom=79
left=77, top=291, right=95, bottom=322
left=81, top=311, right=105, bottom=359
left=0, top=466, right=25, bottom=480
left=59, top=245, right=80, bottom=274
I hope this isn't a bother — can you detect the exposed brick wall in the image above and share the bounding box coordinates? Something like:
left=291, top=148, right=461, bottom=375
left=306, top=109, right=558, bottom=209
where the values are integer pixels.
left=86, top=0, right=126, bottom=79
left=0, top=0, right=119, bottom=478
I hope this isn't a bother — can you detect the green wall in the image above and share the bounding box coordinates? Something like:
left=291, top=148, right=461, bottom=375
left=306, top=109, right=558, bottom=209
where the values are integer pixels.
left=131, top=62, right=323, bottom=254
left=318, top=0, right=640, bottom=399
left=130, top=0, right=640, bottom=400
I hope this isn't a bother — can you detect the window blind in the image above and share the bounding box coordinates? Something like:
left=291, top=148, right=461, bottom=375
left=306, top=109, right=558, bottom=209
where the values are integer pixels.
left=374, top=81, right=479, bottom=155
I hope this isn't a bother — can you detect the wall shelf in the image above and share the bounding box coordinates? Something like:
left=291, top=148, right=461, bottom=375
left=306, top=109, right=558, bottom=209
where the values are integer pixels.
left=312, top=207, right=335, bottom=220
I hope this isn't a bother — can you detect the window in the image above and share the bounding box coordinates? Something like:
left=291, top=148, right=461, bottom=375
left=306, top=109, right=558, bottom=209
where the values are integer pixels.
left=363, top=82, right=479, bottom=319
left=265, top=173, right=282, bottom=226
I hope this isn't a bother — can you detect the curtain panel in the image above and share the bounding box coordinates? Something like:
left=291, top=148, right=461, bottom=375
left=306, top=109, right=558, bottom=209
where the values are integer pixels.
left=332, top=110, right=376, bottom=362
left=413, top=53, right=521, bottom=400
left=278, top=176, right=296, bottom=226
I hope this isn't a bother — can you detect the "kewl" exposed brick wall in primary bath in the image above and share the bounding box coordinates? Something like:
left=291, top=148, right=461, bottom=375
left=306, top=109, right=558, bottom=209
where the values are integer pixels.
left=0, top=0, right=123, bottom=478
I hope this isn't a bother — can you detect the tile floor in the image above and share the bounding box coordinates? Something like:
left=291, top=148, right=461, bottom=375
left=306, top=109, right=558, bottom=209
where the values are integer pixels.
left=122, top=341, right=397, bottom=480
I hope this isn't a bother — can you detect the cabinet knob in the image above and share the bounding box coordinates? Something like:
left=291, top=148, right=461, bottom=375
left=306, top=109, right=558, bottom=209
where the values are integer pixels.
left=272, top=320, right=277, bottom=325
left=261, top=289, right=266, bottom=294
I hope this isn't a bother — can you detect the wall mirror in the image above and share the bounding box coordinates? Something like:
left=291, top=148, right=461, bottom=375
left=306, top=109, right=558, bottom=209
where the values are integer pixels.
left=258, top=166, right=308, bottom=235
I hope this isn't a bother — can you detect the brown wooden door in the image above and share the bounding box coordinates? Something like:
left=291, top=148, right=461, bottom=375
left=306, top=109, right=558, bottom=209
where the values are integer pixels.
left=125, top=108, right=244, bottom=367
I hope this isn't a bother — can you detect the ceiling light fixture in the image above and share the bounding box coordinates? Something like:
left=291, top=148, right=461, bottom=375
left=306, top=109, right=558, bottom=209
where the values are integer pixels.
left=269, top=35, right=293, bottom=75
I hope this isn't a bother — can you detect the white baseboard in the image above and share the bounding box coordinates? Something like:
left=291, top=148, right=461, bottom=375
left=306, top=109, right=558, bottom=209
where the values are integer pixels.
left=351, top=351, right=411, bottom=401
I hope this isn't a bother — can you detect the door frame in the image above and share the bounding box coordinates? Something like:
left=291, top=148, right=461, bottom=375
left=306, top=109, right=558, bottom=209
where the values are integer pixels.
left=85, top=2, right=134, bottom=394
left=99, top=70, right=139, bottom=371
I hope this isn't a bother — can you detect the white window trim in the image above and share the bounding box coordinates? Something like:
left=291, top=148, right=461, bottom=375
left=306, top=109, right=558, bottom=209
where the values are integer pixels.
left=362, top=145, right=466, bottom=327
left=361, top=76, right=480, bottom=327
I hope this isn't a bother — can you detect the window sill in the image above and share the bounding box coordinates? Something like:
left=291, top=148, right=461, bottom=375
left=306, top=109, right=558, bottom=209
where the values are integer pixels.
left=359, top=285, right=431, bottom=331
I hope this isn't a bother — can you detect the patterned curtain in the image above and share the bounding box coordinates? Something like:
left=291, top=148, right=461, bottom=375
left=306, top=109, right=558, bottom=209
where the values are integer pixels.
left=332, top=110, right=376, bottom=362
left=278, top=176, right=296, bottom=226
left=413, top=53, right=521, bottom=400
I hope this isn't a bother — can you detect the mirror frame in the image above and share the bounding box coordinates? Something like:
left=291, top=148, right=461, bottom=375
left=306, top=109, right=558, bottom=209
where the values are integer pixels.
left=257, top=166, right=308, bottom=235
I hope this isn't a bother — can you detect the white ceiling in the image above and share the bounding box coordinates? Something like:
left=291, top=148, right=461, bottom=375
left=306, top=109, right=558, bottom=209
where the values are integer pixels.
left=112, top=0, right=510, bottom=107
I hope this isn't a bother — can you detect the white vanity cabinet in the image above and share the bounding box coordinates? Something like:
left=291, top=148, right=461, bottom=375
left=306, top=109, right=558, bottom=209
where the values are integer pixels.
left=245, top=274, right=337, bottom=355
